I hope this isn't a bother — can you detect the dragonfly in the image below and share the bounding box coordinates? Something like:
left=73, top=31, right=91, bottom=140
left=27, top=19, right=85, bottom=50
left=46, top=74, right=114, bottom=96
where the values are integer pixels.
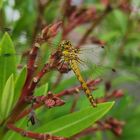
left=56, top=40, right=116, bottom=107
left=57, top=40, right=99, bottom=107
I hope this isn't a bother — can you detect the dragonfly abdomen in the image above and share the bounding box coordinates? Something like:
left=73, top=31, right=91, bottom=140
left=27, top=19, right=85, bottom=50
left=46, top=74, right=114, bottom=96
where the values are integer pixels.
left=70, top=60, right=97, bottom=107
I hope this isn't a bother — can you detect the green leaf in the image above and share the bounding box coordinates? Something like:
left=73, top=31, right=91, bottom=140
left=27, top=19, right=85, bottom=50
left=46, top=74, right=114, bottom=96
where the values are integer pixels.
left=112, top=74, right=139, bottom=86
left=0, top=33, right=16, bottom=97
left=36, top=102, right=114, bottom=137
left=53, top=76, right=77, bottom=93
left=14, top=67, right=27, bottom=103
left=34, top=83, right=48, bottom=96
left=100, top=31, right=121, bottom=42
left=113, top=9, right=128, bottom=34
left=0, top=74, right=14, bottom=120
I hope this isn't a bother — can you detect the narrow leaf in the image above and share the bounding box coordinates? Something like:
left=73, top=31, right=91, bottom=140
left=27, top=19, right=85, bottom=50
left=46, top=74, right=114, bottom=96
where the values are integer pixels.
left=0, top=33, right=16, bottom=97
left=34, top=83, right=48, bottom=96
left=113, top=9, right=128, bottom=34
left=36, top=102, right=114, bottom=137
left=14, top=67, right=27, bottom=103
left=0, top=74, right=14, bottom=120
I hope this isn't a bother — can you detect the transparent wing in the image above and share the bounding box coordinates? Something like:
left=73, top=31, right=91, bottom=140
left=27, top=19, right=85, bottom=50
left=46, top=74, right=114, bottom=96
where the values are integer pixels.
left=75, top=44, right=115, bottom=79
left=78, top=44, right=107, bottom=65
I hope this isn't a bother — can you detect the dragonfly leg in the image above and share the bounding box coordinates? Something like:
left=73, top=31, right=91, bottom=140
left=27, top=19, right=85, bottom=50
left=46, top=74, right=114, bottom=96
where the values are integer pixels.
left=59, top=60, right=65, bottom=70
left=57, top=60, right=71, bottom=73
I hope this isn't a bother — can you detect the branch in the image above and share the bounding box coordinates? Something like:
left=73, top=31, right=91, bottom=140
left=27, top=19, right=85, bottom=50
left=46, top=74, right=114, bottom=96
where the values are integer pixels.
left=57, top=79, right=102, bottom=97
left=7, top=123, right=67, bottom=140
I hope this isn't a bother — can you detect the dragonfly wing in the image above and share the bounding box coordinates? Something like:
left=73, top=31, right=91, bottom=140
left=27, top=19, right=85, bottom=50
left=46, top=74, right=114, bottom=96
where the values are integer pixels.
left=77, top=44, right=115, bottom=78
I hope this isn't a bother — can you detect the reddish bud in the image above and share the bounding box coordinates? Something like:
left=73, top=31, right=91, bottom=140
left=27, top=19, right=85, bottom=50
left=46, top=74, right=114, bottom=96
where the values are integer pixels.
left=101, top=0, right=109, bottom=7
left=45, top=99, right=55, bottom=108
left=85, top=8, right=96, bottom=20
left=103, top=123, right=112, bottom=129
left=90, top=36, right=106, bottom=46
left=40, top=95, right=47, bottom=102
left=55, top=98, right=65, bottom=106
left=43, top=92, right=65, bottom=108
left=106, top=117, right=125, bottom=136
left=47, top=91, right=54, bottom=98
left=41, top=22, right=62, bottom=40
left=112, top=90, right=124, bottom=98
left=119, top=1, right=132, bottom=13
left=107, top=118, right=125, bottom=127
left=112, top=126, right=123, bottom=136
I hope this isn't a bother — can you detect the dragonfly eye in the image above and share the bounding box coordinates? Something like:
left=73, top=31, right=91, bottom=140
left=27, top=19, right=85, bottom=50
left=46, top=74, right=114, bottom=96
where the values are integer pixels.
left=65, top=40, right=71, bottom=46
left=59, top=40, right=73, bottom=52
left=60, top=44, right=68, bottom=51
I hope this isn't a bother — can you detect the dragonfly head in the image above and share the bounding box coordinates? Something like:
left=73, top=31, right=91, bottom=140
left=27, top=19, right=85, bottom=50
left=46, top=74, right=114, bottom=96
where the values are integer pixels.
left=58, top=40, right=79, bottom=61
left=59, top=40, right=72, bottom=52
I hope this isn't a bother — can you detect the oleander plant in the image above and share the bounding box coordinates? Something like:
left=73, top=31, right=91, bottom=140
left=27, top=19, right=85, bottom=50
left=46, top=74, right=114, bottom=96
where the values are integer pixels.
left=0, top=0, right=140, bottom=140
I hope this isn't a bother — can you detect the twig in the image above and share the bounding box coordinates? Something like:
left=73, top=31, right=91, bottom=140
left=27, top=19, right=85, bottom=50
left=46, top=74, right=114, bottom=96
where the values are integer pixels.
left=70, top=94, right=79, bottom=113
left=57, top=79, right=102, bottom=97
left=52, top=73, right=63, bottom=89
left=7, top=123, right=67, bottom=140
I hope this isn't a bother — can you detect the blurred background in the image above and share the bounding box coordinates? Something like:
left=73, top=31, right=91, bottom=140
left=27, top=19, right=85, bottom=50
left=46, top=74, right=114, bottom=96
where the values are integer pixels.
left=0, top=0, right=140, bottom=140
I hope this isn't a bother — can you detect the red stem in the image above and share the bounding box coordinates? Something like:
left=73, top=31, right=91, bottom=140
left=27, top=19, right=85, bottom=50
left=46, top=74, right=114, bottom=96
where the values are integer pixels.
left=7, top=123, right=67, bottom=140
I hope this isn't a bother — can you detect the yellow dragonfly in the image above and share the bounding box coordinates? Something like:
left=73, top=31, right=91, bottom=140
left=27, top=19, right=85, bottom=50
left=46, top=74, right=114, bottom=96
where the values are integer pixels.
left=57, top=40, right=99, bottom=107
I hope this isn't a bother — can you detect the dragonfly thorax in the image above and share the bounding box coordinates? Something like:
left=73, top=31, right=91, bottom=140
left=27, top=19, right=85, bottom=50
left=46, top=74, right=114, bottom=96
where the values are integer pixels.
left=62, top=50, right=79, bottom=62
left=58, top=40, right=79, bottom=62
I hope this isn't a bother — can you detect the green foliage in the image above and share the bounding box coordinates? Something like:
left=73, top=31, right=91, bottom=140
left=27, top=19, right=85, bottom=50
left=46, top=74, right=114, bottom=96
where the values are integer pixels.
left=34, top=83, right=48, bottom=96
left=0, top=0, right=140, bottom=140
left=0, top=33, right=16, bottom=94
left=0, top=33, right=27, bottom=123
left=14, top=67, right=27, bottom=103
left=0, top=74, right=14, bottom=121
